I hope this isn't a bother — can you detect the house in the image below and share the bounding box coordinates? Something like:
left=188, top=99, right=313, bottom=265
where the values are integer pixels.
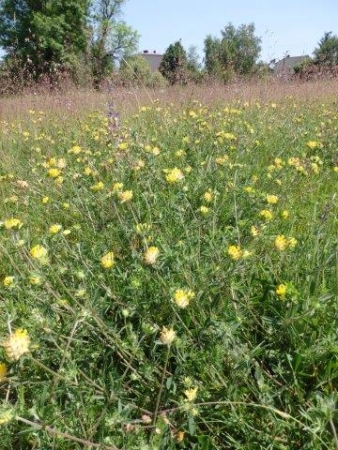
left=274, top=55, right=310, bottom=76
left=139, top=50, right=163, bottom=72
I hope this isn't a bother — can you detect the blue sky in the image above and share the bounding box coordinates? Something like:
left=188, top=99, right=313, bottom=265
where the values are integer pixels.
left=123, top=0, right=338, bottom=63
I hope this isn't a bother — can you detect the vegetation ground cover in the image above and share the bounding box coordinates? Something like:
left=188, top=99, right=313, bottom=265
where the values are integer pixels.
left=0, top=83, right=338, bottom=449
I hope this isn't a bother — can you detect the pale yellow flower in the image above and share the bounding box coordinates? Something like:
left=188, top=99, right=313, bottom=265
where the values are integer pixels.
left=251, top=225, right=259, bottom=237
left=275, top=235, right=288, bottom=251
left=30, top=245, right=48, bottom=261
left=4, top=218, right=23, bottom=230
left=48, top=168, right=61, bottom=178
left=68, top=145, right=82, bottom=154
left=2, top=276, right=15, bottom=288
left=184, top=386, right=198, bottom=402
left=266, top=195, right=279, bottom=204
left=160, top=327, right=176, bottom=345
left=228, top=245, right=242, bottom=260
left=165, top=168, right=184, bottom=184
left=281, top=210, right=289, bottom=219
left=199, top=205, right=209, bottom=215
left=3, top=329, right=30, bottom=361
left=143, top=246, right=159, bottom=265
left=91, top=181, right=105, bottom=192
left=259, top=210, right=273, bottom=221
left=101, top=252, right=115, bottom=269
left=118, top=190, right=133, bottom=203
left=49, top=224, right=62, bottom=234
left=203, top=191, right=214, bottom=202
left=288, top=237, right=298, bottom=249
left=173, top=289, right=195, bottom=309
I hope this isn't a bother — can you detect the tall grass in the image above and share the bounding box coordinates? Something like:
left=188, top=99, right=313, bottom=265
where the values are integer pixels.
left=0, top=80, right=337, bottom=449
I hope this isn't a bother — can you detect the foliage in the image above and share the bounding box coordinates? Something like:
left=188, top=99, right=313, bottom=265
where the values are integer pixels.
left=204, top=23, right=262, bottom=80
left=314, top=32, right=338, bottom=67
left=159, top=40, right=188, bottom=84
left=0, top=90, right=338, bottom=449
left=0, top=0, right=90, bottom=80
left=119, top=54, right=152, bottom=85
left=90, top=0, right=139, bottom=86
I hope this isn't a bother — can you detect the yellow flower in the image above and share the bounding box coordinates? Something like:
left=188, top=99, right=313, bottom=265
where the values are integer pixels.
left=334, top=167, right=338, bottom=173
left=251, top=225, right=259, bottom=237
left=276, top=284, right=287, bottom=298
left=0, top=404, right=15, bottom=425
left=118, top=190, right=133, bottom=203
left=0, top=363, right=8, bottom=382
left=160, top=327, right=176, bottom=345
left=199, top=205, right=209, bottom=215
left=288, top=237, right=298, bottom=248
left=281, top=210, right=289, bottom=219
left=68, top=145, right=82, bottom=154
left=112, top=182, right=123, bottom=192
left=259, top=209, right=273, bottom=221
left=49, top=224, right=62, bottom=234
left=228, top=245, right=242, bottom=260
left=143, top=246, right=159, bottom=265
left=29, top=274, right=43, bottom=286
left=2, top=276, right=15, bottom=288
left=203, top=191, right=214, bottom=202
left=165, top=168, right=184, bottom=184
left=175, top=431, right=185, bottom=443
left=173, top=289, right=195, bottom=309
left=3, top=329, right=30, bottom=361
left=275, top=235, right=288, bottom=251
left=4, top=218, right=23, bottom=230
left=47, top=168, right=61, bottom=178
left=101, top=252, right=115, bottom=269
left=42, top=196, right=49, bottom=204
left=306, top=140, right=320, bottom=150
left=30, top=244, right=48, bottom=261
left=91, top=181, right=105, bottom=192
left=184, top=386, right=198, bottom=402
left=266, top=195, right=279, bottom=204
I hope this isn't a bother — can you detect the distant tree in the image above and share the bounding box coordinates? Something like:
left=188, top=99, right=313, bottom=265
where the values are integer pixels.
left=186, top=45, right=203, bottom=82
left=204, top=23, right=261, bottom=80
left=159, top=41, right=187, bottom=84
left=90, top=0, right=139, bottom=86
left=314, top=32, right=338, bottom=67
left=0, top=0, right=90, bottom=79
left=119, top=54, right=152, bottom=85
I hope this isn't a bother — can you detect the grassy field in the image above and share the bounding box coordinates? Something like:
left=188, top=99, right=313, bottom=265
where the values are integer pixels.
left=0, top=79, right=338, bottom=449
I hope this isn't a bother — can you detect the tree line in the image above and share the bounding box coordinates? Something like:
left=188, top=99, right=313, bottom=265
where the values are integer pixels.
left=0, top=0, right=337, bottom=91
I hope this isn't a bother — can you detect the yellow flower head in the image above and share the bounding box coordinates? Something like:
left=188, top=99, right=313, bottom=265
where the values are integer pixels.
left=91, top=181, right=105, bottom=192
left=275, top=235, right=288, bottom=251
left=306, top=140, right=320, bottom=150
left=288, top=237, right=298, bottom=249
left=143, top=246, right=159, bottom=265
left=101, top=252, right=115, bottom=269
left=165, top=168, right=184, bottom=184
left=48, top=168, right=61, bottom=178
left=4, top=218, right=23, bottom=230
left=199, top=205, right=209, bottom=215
left=276, top=284, right=287, bottom=298
left=281, top=210, right=289, bottom=219
left=3, top=329, right=30, bottom=361
left=68, top=145, right=82, bottom=154
left=184, top=386, right=198, bottom=402
left=118, top=190, right=133, bottom=203
left=49, top=224, right=62, bottom=234
left=160, top=326, right=176, bottom=345
left=259, top=209, right=273, bottom=221
left=173, top=289, right=195, bottom=309
left=251, top=225, right=259, bottom=237
left=228, top=245, right=242, bottom=260
left=2, top=276, right=15, bottom=288
left=30, top=245, right=48, bottom=263
left=266, top=195, right=279, bottom=204
left=203, top=191, right=214, bottom=203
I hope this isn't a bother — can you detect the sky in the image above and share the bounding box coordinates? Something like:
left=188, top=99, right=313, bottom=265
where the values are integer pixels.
left=123, top=0, right=338, bottom=63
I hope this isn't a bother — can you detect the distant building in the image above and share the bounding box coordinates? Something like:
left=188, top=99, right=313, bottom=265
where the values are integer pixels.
left=139, top=50, right=163, bottom=72
left=274, top=55, right=310, bottom=76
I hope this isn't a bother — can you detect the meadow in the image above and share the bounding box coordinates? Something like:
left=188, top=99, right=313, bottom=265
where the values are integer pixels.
left=0, top=78, right=338, bottom=449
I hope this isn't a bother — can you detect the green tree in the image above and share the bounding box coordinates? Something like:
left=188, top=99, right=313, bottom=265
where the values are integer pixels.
left=314, top=32, right=338, bottom=67
left=90, top=0, right=139, bottom=86
left=204, top=23, right=261, bottom=80
left=0, top=0, right=90, bottom=79
left=159, top=40, right=187, bottom=84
